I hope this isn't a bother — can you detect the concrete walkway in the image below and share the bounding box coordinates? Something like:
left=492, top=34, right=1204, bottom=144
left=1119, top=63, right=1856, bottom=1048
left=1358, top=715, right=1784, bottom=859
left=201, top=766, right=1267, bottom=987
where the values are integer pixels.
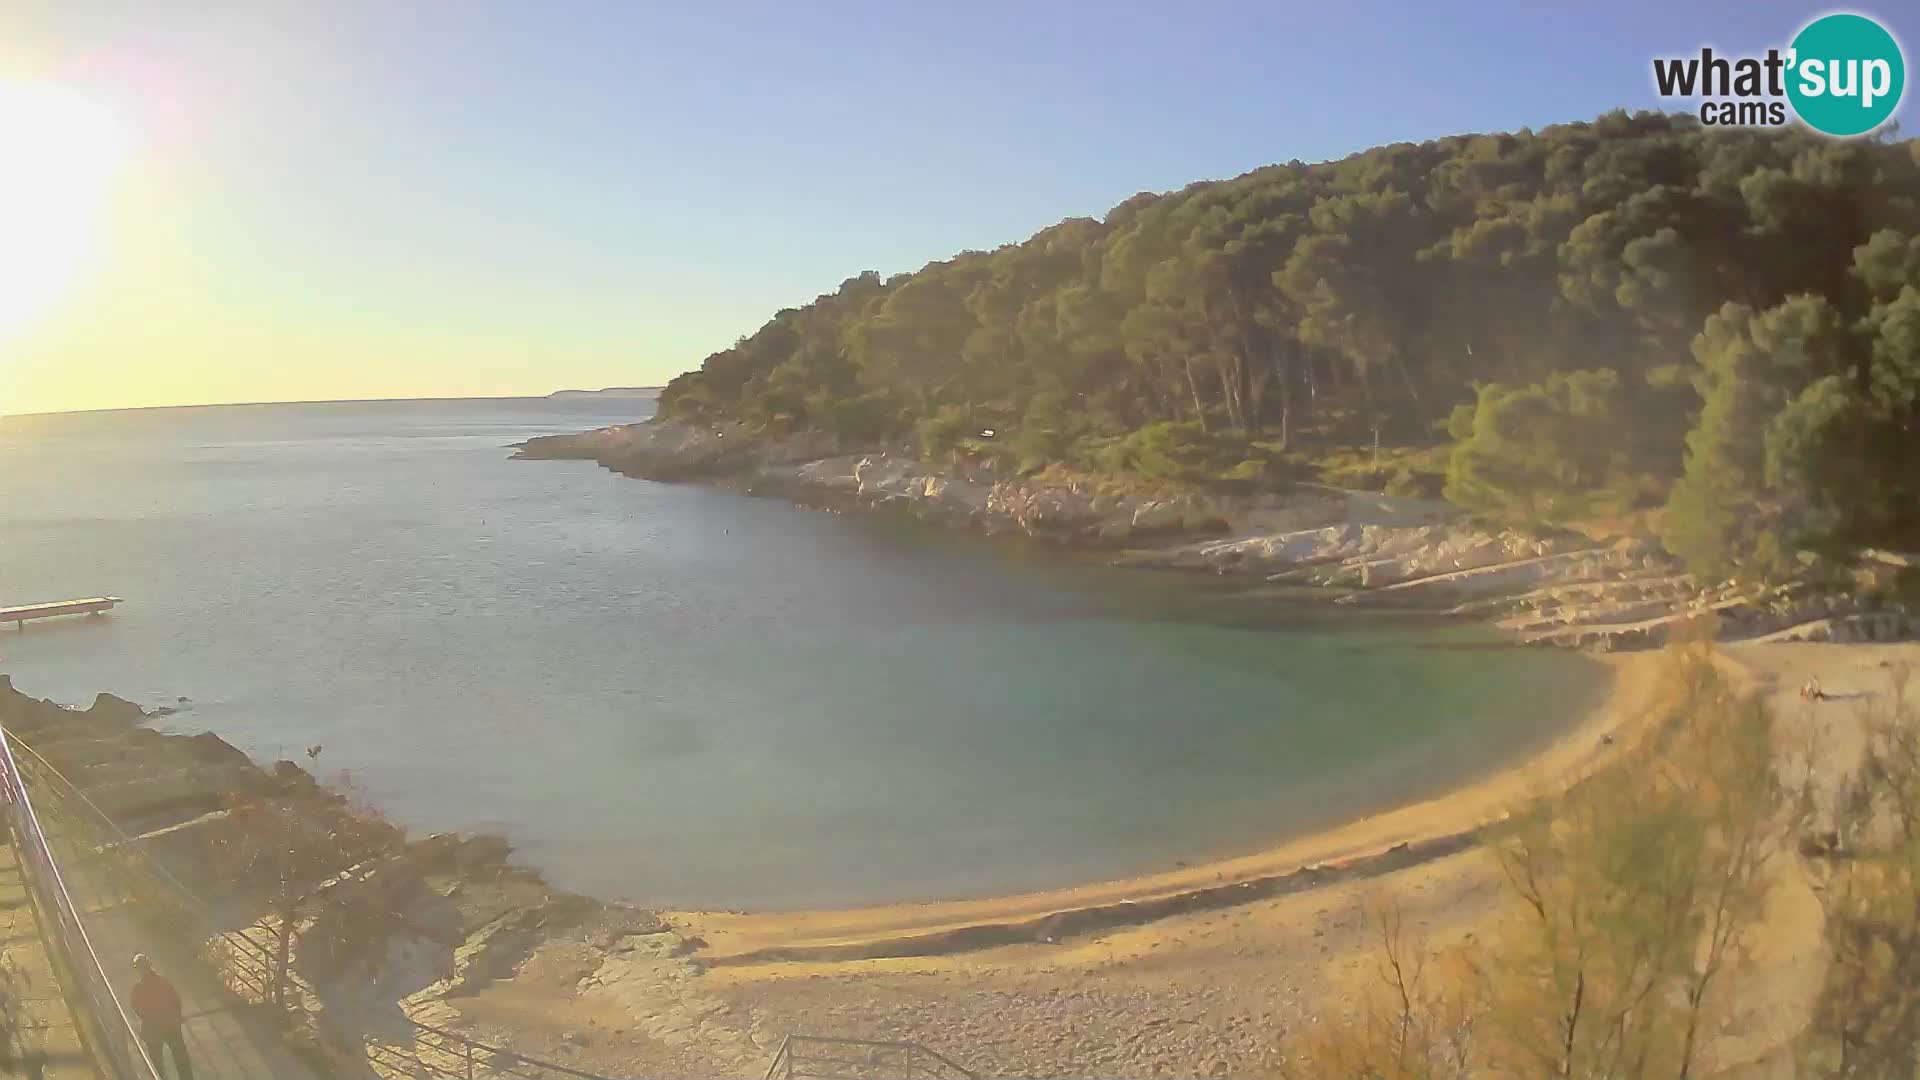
left=30, top=795, right=327, bottom=1080
left=0, top=842, right=89, bottom=1080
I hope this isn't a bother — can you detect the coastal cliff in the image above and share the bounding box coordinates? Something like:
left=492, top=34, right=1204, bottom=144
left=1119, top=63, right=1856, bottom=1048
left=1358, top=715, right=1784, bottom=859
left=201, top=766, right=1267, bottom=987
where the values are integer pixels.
left=516, top=419, right=1917, bottom=652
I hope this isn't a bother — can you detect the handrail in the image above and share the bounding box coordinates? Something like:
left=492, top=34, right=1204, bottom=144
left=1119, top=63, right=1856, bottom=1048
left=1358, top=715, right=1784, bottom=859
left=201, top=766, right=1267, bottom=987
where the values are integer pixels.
left=0, top=720, right=164, bottom=1079
left=404, top=1018, right=637, bottom=1080
left=765, top=1034, right=977, bottom=1080
left=764, top=1034, right=787, bottom=1080
left=3, top=735, right=289, bottom=997
left=6, top=730, right=629, bottom=1080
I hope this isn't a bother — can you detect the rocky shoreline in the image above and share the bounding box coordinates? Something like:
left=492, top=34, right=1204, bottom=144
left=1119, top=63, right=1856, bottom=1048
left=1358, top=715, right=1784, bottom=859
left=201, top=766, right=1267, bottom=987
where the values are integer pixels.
left=516, top=419, right=1918, bottom=651
left=0, top=675, right=763, bottom=1078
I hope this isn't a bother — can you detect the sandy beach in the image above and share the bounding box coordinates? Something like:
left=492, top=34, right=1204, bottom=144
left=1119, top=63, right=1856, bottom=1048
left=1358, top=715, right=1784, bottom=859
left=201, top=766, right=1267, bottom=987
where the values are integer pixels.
left=667, top=649, right=1671, bottom=964
left=438, top=639, right=1919, bottom=1079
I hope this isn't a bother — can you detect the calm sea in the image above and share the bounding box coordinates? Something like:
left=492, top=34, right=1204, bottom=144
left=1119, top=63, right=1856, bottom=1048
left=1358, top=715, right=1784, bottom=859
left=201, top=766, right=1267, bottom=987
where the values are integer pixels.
left=0, top=398, right=1604, bottom=910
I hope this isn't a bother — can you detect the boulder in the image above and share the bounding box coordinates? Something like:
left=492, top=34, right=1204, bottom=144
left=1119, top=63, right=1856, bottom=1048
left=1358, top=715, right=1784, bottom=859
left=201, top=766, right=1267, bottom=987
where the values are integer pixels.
left=181, top=731, right=256, bottom=769
left=85, top=693, right=147, bottom=728
left=1131, top=501, right=1187, bottom=533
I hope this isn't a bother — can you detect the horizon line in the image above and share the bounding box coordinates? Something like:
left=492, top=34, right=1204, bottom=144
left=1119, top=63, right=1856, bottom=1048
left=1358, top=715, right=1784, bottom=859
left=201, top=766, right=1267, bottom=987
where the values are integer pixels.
left=1, top=388, right=665, bottom=421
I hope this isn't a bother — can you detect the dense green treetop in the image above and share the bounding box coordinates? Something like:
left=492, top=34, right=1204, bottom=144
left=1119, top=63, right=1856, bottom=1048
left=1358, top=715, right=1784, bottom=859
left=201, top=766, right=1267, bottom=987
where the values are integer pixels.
left=658, top=112, right=1920, bottom=579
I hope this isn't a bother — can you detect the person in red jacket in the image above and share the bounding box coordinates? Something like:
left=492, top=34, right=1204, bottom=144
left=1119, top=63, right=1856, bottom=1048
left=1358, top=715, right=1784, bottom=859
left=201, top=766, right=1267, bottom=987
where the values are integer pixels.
left=129, top=954, right=194, bottom=1079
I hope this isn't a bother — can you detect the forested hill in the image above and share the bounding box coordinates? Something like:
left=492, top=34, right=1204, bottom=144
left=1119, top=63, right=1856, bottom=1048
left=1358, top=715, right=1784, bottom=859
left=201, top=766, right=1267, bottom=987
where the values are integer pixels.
left=659, top=111, right=1920, bottom=582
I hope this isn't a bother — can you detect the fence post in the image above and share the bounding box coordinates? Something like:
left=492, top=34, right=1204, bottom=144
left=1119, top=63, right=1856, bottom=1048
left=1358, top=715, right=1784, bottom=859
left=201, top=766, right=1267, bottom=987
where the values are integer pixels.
left=465, top=1038, right=476, bottom=1080
left=270, top=889, right=294, bottom=1008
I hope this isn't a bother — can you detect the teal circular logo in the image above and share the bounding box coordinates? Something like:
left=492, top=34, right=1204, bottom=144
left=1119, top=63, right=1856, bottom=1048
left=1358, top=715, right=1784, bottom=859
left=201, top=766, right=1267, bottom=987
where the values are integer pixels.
left=1787, top=13, right=1906, bottom=136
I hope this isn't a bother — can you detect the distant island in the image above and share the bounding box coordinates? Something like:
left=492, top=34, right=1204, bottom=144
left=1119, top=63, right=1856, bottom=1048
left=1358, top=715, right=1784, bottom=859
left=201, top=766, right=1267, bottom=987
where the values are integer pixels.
left=546, top=386, right=661, bottom=400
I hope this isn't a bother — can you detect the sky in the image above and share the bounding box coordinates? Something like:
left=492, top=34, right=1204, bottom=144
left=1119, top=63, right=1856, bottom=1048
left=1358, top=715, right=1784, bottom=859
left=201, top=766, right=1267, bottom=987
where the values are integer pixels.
left=0, top=0, right=1909, bottom=415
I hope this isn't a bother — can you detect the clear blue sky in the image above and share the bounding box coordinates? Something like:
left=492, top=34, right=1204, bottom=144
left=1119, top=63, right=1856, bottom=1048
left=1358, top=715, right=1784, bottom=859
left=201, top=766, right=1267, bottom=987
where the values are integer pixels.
left=1, top=1, right=1908, bottom=410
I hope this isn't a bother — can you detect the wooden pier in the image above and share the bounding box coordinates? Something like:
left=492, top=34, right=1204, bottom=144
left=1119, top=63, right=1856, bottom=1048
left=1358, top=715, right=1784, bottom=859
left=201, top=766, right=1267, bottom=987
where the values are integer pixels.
left=1, top=597, right=123, bottom=629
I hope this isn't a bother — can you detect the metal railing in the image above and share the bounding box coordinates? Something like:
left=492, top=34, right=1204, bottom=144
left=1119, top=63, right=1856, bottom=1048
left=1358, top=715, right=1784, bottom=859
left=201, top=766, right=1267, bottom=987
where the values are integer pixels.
left=6, top=730, right=627, bottom=1080
left=0, top=720, right=164, bottom=1079
left=365, top=1018, right=630, bottom=1080
left=762, top=1035, right=977, bottom=1080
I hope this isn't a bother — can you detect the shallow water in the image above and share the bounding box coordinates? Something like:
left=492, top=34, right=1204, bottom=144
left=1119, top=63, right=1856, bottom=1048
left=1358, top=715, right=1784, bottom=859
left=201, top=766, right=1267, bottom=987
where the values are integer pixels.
left=0, top=398, right=1605, bottom=909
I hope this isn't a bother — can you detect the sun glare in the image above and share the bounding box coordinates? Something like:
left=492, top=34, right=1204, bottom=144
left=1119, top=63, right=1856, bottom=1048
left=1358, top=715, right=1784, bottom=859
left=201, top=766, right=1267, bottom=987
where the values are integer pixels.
left=0, top=81, right=130, bottom=345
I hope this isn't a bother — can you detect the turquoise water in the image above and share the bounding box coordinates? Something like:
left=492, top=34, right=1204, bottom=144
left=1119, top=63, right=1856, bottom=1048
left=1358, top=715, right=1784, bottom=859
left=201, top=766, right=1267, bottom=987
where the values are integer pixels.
left=0, top=399, right=1606, bottom=910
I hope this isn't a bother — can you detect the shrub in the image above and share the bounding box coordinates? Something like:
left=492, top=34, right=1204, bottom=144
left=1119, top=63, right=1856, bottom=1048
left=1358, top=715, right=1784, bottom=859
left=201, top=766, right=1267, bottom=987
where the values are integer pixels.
left=1444, top=368, right=1638, bottom=523
left=1089, top=421, right=1274, bottom=487
left=914, top=407, right=974, bottom=460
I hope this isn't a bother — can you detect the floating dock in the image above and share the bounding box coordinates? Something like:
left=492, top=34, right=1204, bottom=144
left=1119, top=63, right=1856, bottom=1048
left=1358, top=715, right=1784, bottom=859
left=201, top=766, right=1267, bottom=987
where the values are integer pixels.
left=1, top=597, right=123, bottom=629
